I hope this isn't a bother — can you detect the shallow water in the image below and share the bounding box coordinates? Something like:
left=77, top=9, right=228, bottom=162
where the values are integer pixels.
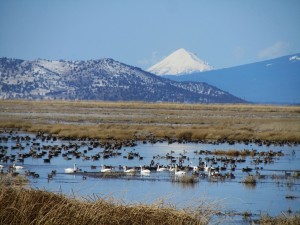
left=1, top=131, right=299, bottom=221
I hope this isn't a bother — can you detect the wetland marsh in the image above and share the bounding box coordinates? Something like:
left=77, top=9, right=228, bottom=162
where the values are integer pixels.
left=0, top=100, right=300, bottom=224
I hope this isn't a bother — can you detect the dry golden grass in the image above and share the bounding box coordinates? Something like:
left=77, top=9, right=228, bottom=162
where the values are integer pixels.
left=0, top=173, right=29, bottom=187
left=242, top=175, right=257, bottom=184
left=213, top=149, right=256, bottom=157
left=258, top=214, right=300, bottom=225
left=0, top=99, right=299, bottom=142
left=0, top=186, right=214, bottom=225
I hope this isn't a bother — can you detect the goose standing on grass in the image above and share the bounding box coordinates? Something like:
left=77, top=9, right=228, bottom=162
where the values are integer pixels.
left=123, top=166, right=135, bottom=173
left=140, top=166, right=151, bottom=176
left=64, top=164, right=77, bottom=173
left=13, top=163, right=24, bottom=170
left=100, top=165, right=112, bottom=172
left=175, top=165, right=186, bottom=176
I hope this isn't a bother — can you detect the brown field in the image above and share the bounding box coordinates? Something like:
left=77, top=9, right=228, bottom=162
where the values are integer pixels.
left=0, top=100, right=299, bottom=142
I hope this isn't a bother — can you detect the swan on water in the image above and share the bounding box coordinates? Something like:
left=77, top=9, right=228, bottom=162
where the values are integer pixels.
left=140, top=166, right=151, bottom=175
left=13, top=163, right=24, bottom=170
left=100, top=165, right=112, bottom=172
left=157, top=164, right=167, bottom=172
left=168, top=165, right=175, bottom=172
left=190, top=162, right=199, bottom=172
left=175, top=165, right=186, bottom=176
left=204, top=162, right=214, bottom=172
left=64, top=164, right=77, bottom=173
left=123, top=166, right=135, bottom=173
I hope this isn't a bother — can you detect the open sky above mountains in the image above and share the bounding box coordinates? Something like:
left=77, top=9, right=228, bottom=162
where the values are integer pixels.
left=0, top=0, right=299, bottom=70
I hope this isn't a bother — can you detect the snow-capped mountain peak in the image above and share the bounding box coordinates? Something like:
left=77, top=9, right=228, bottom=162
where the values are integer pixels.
left=147, top=48, right=213, bottom=76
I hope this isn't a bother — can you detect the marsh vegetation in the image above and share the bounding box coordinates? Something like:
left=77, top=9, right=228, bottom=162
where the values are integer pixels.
left=0, top=100, right=299, bottom=142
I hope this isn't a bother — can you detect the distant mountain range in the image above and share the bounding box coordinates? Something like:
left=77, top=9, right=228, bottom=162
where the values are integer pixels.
left=147, top=48, right=213, bottom=75
left=163, top=54, right=300, bottom=104
left=0, top=57, right=245, bottom=103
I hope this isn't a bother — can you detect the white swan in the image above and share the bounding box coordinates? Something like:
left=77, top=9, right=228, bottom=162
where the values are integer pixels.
left=157, top=164, right=167, bottom=172
left=190, top=162, right=199, bottom=172
left=123, top=166, right=135, bottom=173
left=175, top=165, right=186, bottom=176
left=100, top=165, right=112, bottom=172
left=13, top=163, right=24, bottom=170
left=0, top=165, right=4, bottom=169
left=64, top=164, right=77, bottom=173
left=168, top=165, right=175, bottom=172
left=140, top=166, right=151, bottom=176
left=204, top=162, right=213, bottom=172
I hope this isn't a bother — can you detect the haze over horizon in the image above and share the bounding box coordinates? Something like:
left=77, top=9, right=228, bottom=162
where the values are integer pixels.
left=0, top=0, right=299, bottom=70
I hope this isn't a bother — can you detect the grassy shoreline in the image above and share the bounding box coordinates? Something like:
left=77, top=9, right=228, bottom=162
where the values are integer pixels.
left=0, top=99, right=299, bottom=143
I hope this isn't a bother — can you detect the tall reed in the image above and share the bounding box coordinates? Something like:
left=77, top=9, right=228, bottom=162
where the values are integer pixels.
left=0, top=186, right=214, bottom=225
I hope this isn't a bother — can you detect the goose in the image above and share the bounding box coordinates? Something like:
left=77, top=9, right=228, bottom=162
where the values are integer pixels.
left=64, top=164, right=77, bottom=173
left=13, top=163, right=24, bottom=170
left=100, top=165, right=112, bottom=172
left=175, top=165, right=186, bottom=176
left=123, top=166, right=135, bottom=173
left=157, top=164, right=167, bottom=172
left=140, top=166, right=151, bottom=175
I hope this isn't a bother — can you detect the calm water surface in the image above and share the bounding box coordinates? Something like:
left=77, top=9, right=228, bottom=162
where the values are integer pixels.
left=1, top=132, right=299, bottom=220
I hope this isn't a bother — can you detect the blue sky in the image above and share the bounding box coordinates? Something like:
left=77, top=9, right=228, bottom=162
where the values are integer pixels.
left=0, top=0, right=299, bottom=69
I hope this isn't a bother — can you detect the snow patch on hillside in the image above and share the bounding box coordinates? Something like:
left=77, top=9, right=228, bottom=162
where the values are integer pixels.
left=289, top=55, right=300, bottom=61
left=36, top=59, right=72, bottom=74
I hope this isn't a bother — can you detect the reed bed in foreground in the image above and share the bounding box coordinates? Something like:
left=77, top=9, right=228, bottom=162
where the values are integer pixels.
left=0, top=186, right=215, bottom=225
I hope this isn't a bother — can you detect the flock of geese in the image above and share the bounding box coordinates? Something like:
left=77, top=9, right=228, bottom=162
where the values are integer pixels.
left=1, top=131, right=288, bottom=182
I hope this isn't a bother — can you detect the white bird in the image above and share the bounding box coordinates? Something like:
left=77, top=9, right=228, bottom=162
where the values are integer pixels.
left=175, top=165, right=186, bottom=176
left=157, top=164, right=167, bottom=172
left=123, top=166, right=135, bottom=173
left=0, top=165, right=4, bottom=169
left=168, top=165, right=175, bottom=172
left=190, top=162, right=199, bottom=172
left=64, top=164, right=77, bottom=173
left=100, top=165, right=112, bottom=172
left=204, top=162, right=212, bottom=172
left=13, top=163, right=24, bottom=170
left=140, top=166, right=151, bottom=176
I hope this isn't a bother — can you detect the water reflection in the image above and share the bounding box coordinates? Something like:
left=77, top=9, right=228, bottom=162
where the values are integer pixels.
left=242, top=182, right=257, bottom=190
